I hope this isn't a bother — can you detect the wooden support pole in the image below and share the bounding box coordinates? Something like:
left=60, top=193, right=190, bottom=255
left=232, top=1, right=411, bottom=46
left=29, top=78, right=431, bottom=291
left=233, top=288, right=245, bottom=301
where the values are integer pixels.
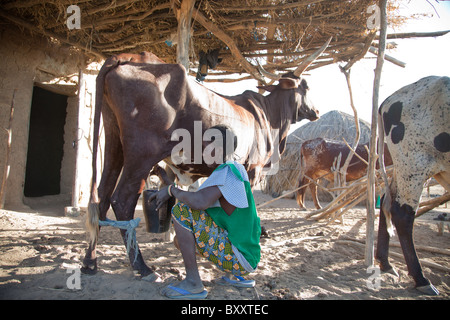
left=366, top=0, right=387, bottom=267
left=65, top=70, right=84, bottom=217
left=174, top=0, right=196, bottom=71
left=0, top=90, right=16, bottom=208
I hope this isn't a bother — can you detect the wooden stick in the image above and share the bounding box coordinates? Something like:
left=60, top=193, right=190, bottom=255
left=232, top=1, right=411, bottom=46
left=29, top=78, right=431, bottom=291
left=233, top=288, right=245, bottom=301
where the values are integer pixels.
left=365, top=0, right=387, bottom=267
left=336, top=239, right=450, bottom=273
left=0, top=9, right=105, bottom=60
left=306, top=174, right=369, bottom=218
left=341, top=236, right=450, bottom=256
left=305, top=166, right=393, bottom=219
left=340, top=44, right=365, bottom=191
left=383, top=30, right=450, bottom=40
left=418, top=192, right=450, bottom=208
left=341, top=31, right=377, bottom=72
left=342, top=138, right=369, bottom=166
left=264, top=235, right=324, bottom=248
left=313, top=187, right=367, bottom=221
left=211, top=0, right=326, bottom=12
left=0, top=90, right=16, bottom=208
left=192, top=8, right=265, bottom=83
left=255, top=181, right=312, bottom=209
left=325, top=193, right=367, bottom=225
left=256, top=168, right=347, bottom=209
left=368, top=46, right=406, bottom=68
left=416, top=192, right=450, bottom=218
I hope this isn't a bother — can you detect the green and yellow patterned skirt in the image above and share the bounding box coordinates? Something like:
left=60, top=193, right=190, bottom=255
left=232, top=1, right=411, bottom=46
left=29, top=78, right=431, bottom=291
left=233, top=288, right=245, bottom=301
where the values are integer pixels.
left=171, top=202, right=248, bottom=276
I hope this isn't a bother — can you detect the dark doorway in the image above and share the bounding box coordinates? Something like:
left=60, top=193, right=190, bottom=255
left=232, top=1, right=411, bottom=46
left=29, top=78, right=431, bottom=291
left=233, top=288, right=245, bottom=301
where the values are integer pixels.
left=24, top=86, right=68, bottom=197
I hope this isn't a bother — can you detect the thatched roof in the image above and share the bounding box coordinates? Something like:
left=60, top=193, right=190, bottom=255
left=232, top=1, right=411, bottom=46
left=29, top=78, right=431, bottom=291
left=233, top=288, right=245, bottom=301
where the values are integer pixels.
left=287, top=109, right=371, bottom=145
left=0, top=0, right=408, bottom=83
left=263, top=110, right=371, bottom=196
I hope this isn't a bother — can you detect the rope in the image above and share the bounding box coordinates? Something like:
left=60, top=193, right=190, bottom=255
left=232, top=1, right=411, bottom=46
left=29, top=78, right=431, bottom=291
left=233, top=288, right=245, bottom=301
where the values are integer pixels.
left=99, top=217, right=141, bottom=262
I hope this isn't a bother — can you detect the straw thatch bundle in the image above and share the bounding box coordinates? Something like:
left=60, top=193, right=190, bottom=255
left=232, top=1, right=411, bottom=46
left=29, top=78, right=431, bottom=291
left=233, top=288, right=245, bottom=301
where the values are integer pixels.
left=263, top=110, right=371, bottom=198
left=0, top=0, right=408, bottom=82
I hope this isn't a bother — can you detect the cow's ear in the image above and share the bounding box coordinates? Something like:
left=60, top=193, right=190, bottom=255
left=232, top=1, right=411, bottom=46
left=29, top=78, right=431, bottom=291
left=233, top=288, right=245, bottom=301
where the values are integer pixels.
left=300, top=79, right=309, bottom=90
left=257, top=85, right=277, bottom=92
left=278, top=78, right=299, bottom=89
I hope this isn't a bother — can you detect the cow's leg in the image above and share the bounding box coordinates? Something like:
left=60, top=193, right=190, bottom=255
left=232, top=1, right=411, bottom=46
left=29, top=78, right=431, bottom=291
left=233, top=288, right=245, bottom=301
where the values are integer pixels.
left=109, top=156, right=158, bottom=277
left=375, top=195, right=397, bottom=275
left=295, top=176, right=308, bottom=210
left=82, top=238, right=98, bottom=274
left=310, top=180, right=322, bottom=210
left=82, top=124, right=123, bottom=274
left=82, top=111, right=123, bottom=274
left=389, top=172, right=439, bottom=296
left=390, top=201, right=438, bottom=295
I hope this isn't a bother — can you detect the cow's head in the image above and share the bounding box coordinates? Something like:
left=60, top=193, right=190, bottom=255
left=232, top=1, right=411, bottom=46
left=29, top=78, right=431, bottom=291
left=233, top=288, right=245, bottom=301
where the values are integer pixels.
left=256, top=37, right=331, bottom=124
left=257, top=74, right=319, bottom=123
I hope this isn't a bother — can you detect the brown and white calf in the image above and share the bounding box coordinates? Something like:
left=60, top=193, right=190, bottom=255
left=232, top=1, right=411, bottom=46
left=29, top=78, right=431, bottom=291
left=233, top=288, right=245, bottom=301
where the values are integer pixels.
left=295, top=138, right=392, bottom=210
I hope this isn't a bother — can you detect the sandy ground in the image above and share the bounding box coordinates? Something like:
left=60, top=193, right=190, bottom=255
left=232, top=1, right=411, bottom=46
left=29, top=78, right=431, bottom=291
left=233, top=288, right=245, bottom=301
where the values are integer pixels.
left=0, top=187, right=449, bottom=301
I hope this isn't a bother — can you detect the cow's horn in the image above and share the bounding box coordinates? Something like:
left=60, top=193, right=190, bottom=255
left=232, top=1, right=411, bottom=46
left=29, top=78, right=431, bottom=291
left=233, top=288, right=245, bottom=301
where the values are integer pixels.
left=293, top=36, right=332, bottom=77
left=257, top=61, right=281, bottom=81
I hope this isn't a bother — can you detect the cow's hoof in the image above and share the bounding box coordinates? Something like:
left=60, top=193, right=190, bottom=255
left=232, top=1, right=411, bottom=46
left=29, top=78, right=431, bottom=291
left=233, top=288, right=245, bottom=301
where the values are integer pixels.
left=416, top=284, right=439, bottom=296
left=81, top=257, right=98, bottom=275
left=141, top=272, right=161, bottom=282
left=381, top=267, right=399, bottom=277
left=260, top=226, right=270, bottom=238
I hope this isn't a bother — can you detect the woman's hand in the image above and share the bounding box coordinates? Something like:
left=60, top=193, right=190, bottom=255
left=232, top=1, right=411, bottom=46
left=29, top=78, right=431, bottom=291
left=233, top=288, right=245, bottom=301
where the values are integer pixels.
left=148, top=186, right=172, bottom=210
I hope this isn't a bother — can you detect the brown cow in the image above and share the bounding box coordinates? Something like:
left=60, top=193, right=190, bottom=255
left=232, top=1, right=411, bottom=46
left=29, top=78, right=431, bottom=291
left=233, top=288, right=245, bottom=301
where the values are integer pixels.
left=82, top=40, right=330, bottom=278
left=295, top=138, right=392, bottom=210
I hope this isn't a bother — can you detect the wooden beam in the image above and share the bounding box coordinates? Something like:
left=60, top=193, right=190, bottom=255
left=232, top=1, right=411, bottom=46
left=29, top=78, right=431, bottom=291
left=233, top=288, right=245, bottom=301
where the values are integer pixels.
left=0, top=9, right=105, bottom=60
left=173, top=0, right=196, bottom=71
left=266, top=25, right=277, bottom=65
left=383, top=30, right=450, bottom=39
left=211, top=0, right=326, bottom=12
left=368, top=46, right=406, bottom=68
left=192, top=8, right=265, bottom=83
left=416, top=192, right=450, bottom=218
left=226, top=18, right=361, bottom=32
left=81, top=3, right=171, bottom=29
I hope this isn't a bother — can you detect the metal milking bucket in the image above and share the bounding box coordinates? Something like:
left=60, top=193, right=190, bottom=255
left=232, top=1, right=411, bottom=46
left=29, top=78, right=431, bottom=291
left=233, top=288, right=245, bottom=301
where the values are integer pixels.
left=142, top=189, right=175, bottom=233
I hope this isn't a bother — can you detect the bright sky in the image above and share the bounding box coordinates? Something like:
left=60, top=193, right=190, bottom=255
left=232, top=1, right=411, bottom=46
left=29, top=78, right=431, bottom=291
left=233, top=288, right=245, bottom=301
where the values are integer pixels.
left=203, top=1, right=450, bottom=130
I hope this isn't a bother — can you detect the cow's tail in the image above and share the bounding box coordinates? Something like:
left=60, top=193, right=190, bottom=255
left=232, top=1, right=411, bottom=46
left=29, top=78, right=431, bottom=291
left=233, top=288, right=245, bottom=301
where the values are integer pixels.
left=86, top=56, right=120, bottom=246
left=377, top=111, right=395, bottom=237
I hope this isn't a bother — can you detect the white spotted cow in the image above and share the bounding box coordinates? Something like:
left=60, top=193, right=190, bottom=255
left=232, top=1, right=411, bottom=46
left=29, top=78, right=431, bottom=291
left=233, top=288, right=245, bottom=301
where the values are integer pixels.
left=377, top=76, right=450, bottom=296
